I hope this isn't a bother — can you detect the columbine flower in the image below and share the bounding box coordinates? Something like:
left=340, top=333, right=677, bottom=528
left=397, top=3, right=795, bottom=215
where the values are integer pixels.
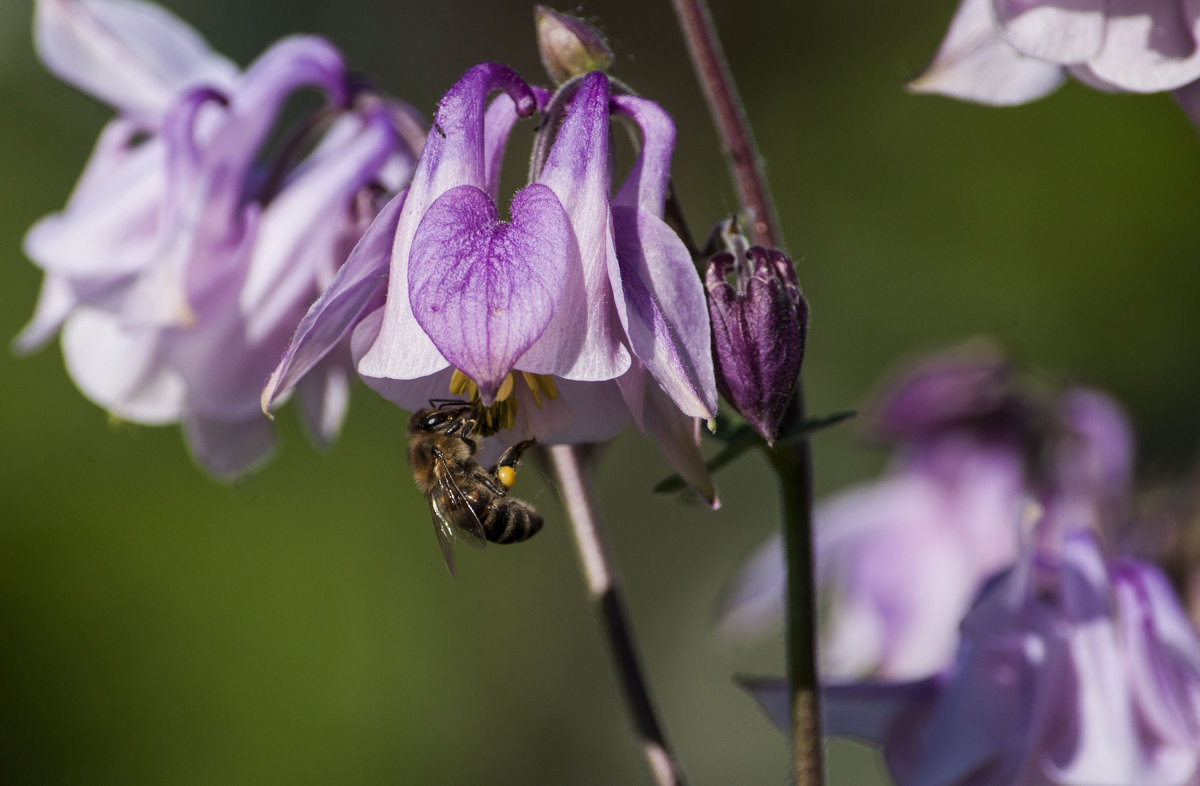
left=912, top=0, right=1200, bottom=118
left=717, top=342, right=1026, bottom=677
left=705, top=241, right=808, bottom=444
left=734, top=344, right=1200, bottom=784
left=19, top=0, right=422, bottom=478
left=264, top=63, right=718, bottom=500
left=814, top=531, right=1200, bottom=786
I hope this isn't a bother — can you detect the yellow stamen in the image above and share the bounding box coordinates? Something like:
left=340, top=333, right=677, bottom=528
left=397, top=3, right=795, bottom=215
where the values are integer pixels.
left=522, top=371, right=543, bottom=408
left=495, top=373, right=515, bottom=402
left=446, top=369, right=558, bottom=435
left=449, top=369, right=473, bottom=396
left=536, top=373, right=558, bottom=402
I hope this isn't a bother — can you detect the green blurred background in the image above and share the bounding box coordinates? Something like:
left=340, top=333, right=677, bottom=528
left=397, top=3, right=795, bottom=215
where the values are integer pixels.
left=3, top=0, right=1200, bottom=783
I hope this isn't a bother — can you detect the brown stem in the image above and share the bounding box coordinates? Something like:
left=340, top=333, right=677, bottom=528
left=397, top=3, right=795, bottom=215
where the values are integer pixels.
left=670, top=1, right=824, bottom=783
left=669, top=0, right=782, bottom=249
left=548, top=444, right=688, bottom=786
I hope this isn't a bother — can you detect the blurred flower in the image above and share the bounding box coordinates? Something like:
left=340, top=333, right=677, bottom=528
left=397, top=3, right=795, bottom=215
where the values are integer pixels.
left=911, top=0, right=1200, bottom=116
left=813, top=532, right=1200, bottom=786
left=19, top=0, right=422, bottom=477
left=705, top=243, right=807, bottom=444
left=732, top=342, right=1200, bottom=784
left=718, top=343, right=1026, bottom=678
left=264, top=65, right=717, bottom=498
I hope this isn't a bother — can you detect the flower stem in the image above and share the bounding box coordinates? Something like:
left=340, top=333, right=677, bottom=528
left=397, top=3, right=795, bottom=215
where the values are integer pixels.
left=548, top=444, right=688, bottom=786
left=669, top=0, right=781, bottom=249
left=766, top=396, right=824, bottom=786
left=670, top=1, right=825, bottom=783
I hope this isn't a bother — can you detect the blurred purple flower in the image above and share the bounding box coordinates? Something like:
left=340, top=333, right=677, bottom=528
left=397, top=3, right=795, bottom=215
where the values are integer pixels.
left=19, top=0, right=422, bottom=478
left=731, top=343, right=1200, bottom=784
left=264, top=65, right=718, bottom=500
left=808, top=533, right=1200, bottom=786
left=912, top=0, right=1200, bottom=118
left=705, top=244, right=808, bottom=444
left=718, top=344, right=1026, bottom=679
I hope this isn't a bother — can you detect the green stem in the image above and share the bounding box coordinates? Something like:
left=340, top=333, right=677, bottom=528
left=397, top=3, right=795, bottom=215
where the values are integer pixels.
left=670, top=1, right=824, bottom=782
left=766, top=392, right=823, bottom=786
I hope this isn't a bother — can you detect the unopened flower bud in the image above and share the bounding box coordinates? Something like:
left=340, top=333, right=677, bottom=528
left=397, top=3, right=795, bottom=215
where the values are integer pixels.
left=705, top=245, right=808, bottom=443
left=534, top=6, right=614, bottom=86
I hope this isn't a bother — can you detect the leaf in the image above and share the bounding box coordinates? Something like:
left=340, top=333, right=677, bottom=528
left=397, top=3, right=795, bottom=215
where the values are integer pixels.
left=652, top=409, right=856, bottom=495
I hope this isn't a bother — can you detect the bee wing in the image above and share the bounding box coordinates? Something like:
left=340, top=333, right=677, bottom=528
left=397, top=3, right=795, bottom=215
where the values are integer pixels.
left=427, top=448, right=487, bottom=576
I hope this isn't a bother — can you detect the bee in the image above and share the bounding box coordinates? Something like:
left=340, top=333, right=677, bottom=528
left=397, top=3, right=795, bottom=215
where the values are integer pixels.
left=407, top=399, right=542, bottom=576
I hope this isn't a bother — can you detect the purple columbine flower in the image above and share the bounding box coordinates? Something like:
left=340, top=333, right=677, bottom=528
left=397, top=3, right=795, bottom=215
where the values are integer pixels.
left=732, top=344, right=1200, bottom=784
left=912, top=0, right=1200, bottom=122
left=264, top=64, right=718, bottom=500
left=705, top=243, right=808, bottom=444
left=802, top=532, right=1200, bottom=786
left=717, top=343, right=1027, bottom=678
left=19, top=0, right=422, bottom=478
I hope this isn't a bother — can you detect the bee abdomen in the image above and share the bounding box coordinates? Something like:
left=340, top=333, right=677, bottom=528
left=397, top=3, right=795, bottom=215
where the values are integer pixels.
left=483, top=499, right=543, bottom=544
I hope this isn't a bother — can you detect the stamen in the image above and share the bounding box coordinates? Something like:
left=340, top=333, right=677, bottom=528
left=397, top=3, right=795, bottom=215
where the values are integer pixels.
left=446, top=369, right=558, bottom=435
left=449, top=369, right=473, bottom=397
left=522, top=371, right=543, bottom=407
left=495, top=373, right=516, bottom=402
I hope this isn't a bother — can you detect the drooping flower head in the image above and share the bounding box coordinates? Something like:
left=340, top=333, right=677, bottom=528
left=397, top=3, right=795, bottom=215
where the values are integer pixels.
left=20, top=0, right=424, bottom=477
left=718, top=342, right=1030, bottom=678
left=731, top=343, right=1200, bottom=785
left=264, top=60, right=719, bottom=500
left=912, top=0, right=1200, bottom=124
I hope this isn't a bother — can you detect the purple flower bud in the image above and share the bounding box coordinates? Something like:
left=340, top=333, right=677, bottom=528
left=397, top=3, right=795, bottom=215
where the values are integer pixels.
left=534, top=6, right=613, bottom=86
left=705, top=245, right=807, bottom=443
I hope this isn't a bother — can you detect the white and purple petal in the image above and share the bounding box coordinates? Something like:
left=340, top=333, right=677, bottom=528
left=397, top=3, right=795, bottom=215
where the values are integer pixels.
left=34, top=0, right=237, bottom=122
left=992, top=0, right=1107, bottom=63
left=519, top=71, right=631, bottom=382
left=359, top=63, right=537, bottom=383
left=409, top=183, right=570, bottom=401
left=910, top=0, right=1067, bottom=106
left=262, top=189, right=405, bottom=413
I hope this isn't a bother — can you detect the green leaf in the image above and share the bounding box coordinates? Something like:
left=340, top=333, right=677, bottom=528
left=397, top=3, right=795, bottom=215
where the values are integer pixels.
left=652, top=410, right=855, bottom=494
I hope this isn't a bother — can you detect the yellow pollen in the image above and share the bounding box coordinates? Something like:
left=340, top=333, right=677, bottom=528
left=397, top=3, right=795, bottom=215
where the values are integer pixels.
left=497, top=465, right=516, bottom=488
left=446, top=369, right=560, bottom=434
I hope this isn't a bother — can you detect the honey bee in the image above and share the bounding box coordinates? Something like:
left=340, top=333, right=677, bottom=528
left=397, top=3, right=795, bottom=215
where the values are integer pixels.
left=407, top=399, right=542, bottom=576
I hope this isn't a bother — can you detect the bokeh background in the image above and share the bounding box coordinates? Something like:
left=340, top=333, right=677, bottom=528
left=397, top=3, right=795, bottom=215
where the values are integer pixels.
left=3, top=0, right=1200, bottom=783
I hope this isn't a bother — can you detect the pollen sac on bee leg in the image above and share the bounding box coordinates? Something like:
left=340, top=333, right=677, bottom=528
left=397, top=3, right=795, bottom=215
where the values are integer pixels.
left=705, top=245, right=808, bottom=444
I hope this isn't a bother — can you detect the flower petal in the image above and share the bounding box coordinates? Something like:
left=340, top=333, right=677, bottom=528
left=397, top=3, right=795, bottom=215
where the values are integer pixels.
left=359, top=63, right=537, bottom=383
left=611, top=94, right=674, bottom=215
left=34, top=0, right=237, bottom=121
left=520, top=71, right=631, bottom=382
left=611, top=206, right=717, bottom=418
left=993, top=0, right=1106, bottom=62
left=262, top=189, right=404, bottom=414
left=910, top=0, right=1067, bottom=105
left=640, top=370, right=717, bottom=507
left=25, top=120, right=166, bottom=279
left=60, top=307, right=184, bottom=423
left=409, top=183, right=570, bottom=402
left=1087, top=0, right=1200, bottom=92
left=240, top=108, right=397, bottom=343
left=181, top=409, right=276, bottom=481
left=295, top=354, right=351, bottom=449
left=1114, top=560, right=1200, bottom=745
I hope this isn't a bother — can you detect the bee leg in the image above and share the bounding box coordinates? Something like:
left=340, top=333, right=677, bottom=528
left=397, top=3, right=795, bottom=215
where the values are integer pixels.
left=472, top=467, right=509, bottom=496
left=490, top=439, right=537, bottom=474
